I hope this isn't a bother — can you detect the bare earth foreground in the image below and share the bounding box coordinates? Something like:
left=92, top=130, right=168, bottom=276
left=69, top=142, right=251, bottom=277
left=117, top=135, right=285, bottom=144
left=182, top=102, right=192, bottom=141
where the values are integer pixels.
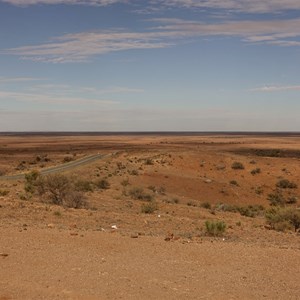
left=0, top=133, right=300, bottom=299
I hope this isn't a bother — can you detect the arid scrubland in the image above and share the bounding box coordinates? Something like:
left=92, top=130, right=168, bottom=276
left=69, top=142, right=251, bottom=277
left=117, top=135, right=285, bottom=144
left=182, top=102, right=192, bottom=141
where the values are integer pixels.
left=0, top=134, right=300, bottom=299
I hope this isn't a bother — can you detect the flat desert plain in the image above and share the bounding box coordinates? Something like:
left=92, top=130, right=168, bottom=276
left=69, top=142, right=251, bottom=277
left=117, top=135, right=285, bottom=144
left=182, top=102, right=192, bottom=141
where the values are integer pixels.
left=0, top=133, right=300, bottom=299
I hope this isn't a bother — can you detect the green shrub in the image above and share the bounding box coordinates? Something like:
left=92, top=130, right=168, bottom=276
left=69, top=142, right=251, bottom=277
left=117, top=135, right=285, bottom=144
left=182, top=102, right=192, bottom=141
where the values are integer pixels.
left=205, top=220, right=226, bottom=236
left=24, top=170, right=41, bottom=194
left=141, top=201, right=158, bottom=214
left=265, top=207, right=300, bottom=232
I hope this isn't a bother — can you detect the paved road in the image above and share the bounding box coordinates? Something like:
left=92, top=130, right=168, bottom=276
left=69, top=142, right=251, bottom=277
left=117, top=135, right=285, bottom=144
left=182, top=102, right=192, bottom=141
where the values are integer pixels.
left=0, top=153, right=107, bottom=181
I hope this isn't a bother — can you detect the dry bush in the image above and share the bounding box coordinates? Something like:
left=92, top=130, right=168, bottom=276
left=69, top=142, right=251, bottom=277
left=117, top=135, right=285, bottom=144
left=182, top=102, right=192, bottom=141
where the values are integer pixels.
left=266, top=207, right=300, bottom=232
left=24, top=172, right=87, bottom=208
left=276, top=179, right=297, bottom=189
left=74, top=179, right=94, bottom=192
left=95, top=178, right=110, bottom=190
left=231, top=162, right=245, bottom=170
left=64, top=191, right=87, bottom=209
left=141, top=201, right=158, bottom=214
left=129, top=187, right=153, bottom=201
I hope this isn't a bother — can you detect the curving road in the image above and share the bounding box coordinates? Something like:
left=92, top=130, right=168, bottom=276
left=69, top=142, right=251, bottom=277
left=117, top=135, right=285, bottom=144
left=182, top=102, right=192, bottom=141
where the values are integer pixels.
left=0, top=153, right=108, bottom=181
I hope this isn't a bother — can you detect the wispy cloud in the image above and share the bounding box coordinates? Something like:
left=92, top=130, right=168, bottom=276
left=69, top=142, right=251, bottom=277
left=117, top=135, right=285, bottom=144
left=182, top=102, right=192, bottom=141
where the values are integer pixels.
left=0, top=81, right=143, bottom=107
left=151, top=0, right=300, bottom=14
left=1, top=0, right=124, bottom=6
left=0, top=76, right=43, bottom=83
left=3, top=17, right=300, bottom=63
left=0, top=90, right=118, bottom=106
left=251, top=85, right=300, bottom=92
left=3, top=0, right=300, bottom=13
left=2, top=30, right=172, bottom=63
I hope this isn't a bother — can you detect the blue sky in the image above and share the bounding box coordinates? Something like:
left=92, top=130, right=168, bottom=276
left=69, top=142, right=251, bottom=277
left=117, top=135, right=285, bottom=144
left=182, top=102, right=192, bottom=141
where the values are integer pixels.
left=0, top=0, right=300, bottom=131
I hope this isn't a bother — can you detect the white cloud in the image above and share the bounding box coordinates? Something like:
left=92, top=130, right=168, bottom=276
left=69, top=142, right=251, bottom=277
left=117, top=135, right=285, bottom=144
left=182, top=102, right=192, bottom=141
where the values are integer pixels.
left=251, top=85, right=300, bottom=92
left=1, top=0, right=124, bottom=6
left=3, top=18, right=300, bottom=63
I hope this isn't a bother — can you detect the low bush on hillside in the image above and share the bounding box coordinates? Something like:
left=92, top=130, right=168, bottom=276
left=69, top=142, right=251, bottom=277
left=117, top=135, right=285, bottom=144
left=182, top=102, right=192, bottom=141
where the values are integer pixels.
left=251, top=168, right=261, bottom=175
left=0, top=189, right=9, bottom=196
left=229, top=180, right=239, bottom=186
left=129, top=187, right=153, bottom=201
left=141, top=201, right=158, bottom=214
left=200, top=202, right=212, bottom=209
left=231, top=162, right=245, bottom=170
left=95, top=178, right=110, bottom=190
left=276, top=179, right=297, bottom=189
left=265, top=207, right=300, bottom=232
left=267, top=192, right=298, bottom=207
left=205, top=220, right=226, bottom=236
left=215, top=203, right=265, bottom=218
left=23, top=171, right=87, bottom=208
left=74, top=179, right=94, bottom=192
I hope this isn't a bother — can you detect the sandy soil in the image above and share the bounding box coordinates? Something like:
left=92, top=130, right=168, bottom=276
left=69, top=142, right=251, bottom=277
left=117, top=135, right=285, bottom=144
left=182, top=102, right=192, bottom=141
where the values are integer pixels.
left=0, top=134, right=300, bottom=299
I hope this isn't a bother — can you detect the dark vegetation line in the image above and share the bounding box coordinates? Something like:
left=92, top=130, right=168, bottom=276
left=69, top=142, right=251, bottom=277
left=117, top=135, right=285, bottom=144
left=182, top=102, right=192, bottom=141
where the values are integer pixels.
left=0, top=131, right=300, bottom=137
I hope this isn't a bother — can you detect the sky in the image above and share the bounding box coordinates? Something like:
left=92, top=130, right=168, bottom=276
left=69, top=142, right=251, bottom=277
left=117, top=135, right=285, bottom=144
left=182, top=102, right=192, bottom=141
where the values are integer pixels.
left=0, top=0, right=300, bottom=131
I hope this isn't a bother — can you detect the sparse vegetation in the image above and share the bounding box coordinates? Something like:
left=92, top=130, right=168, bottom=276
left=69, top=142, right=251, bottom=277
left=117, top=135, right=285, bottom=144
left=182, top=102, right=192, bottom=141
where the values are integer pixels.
left=23, top=172, right=87, bottom=208
left=231, top=162, right=245, bottom=170
left=129, top=187, right=153, bottom=201
left=141, top=201, right=158, bottom=214
left=205, top=220, right=226, bottom=236
left=144, top=158, right=154, bottom=165
left=74, top=179, right=94, bottom=192
left=200, top=202, right=212, bottom=209
left=121, top=179, right=130, bottom=187
left=265, top=207, right=300, bottom=232
left=251, top=168, right=261, bottom=175
left=229, top=180, right=239, bottom=186
left=276, top=179, right=297, bottom=189
left=0, top=189, right=9, bottom=196
left=95, top=179, right=110, bottom=190
left=215, top=203, right=265, bottom=218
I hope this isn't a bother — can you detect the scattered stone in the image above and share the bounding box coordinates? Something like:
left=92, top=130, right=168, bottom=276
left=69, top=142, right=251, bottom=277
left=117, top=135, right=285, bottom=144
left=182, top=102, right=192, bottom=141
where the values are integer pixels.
left=111, top=225, right=118, bottom=230
left=70, top=232, right=78, bottom=236
left=0, top=253, right=9, bottom=257
left=130, top=233, right=139, bottom=239
left=204, top=179, right=212, bottom=183
left=47, top=223, right=55, bottom=229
